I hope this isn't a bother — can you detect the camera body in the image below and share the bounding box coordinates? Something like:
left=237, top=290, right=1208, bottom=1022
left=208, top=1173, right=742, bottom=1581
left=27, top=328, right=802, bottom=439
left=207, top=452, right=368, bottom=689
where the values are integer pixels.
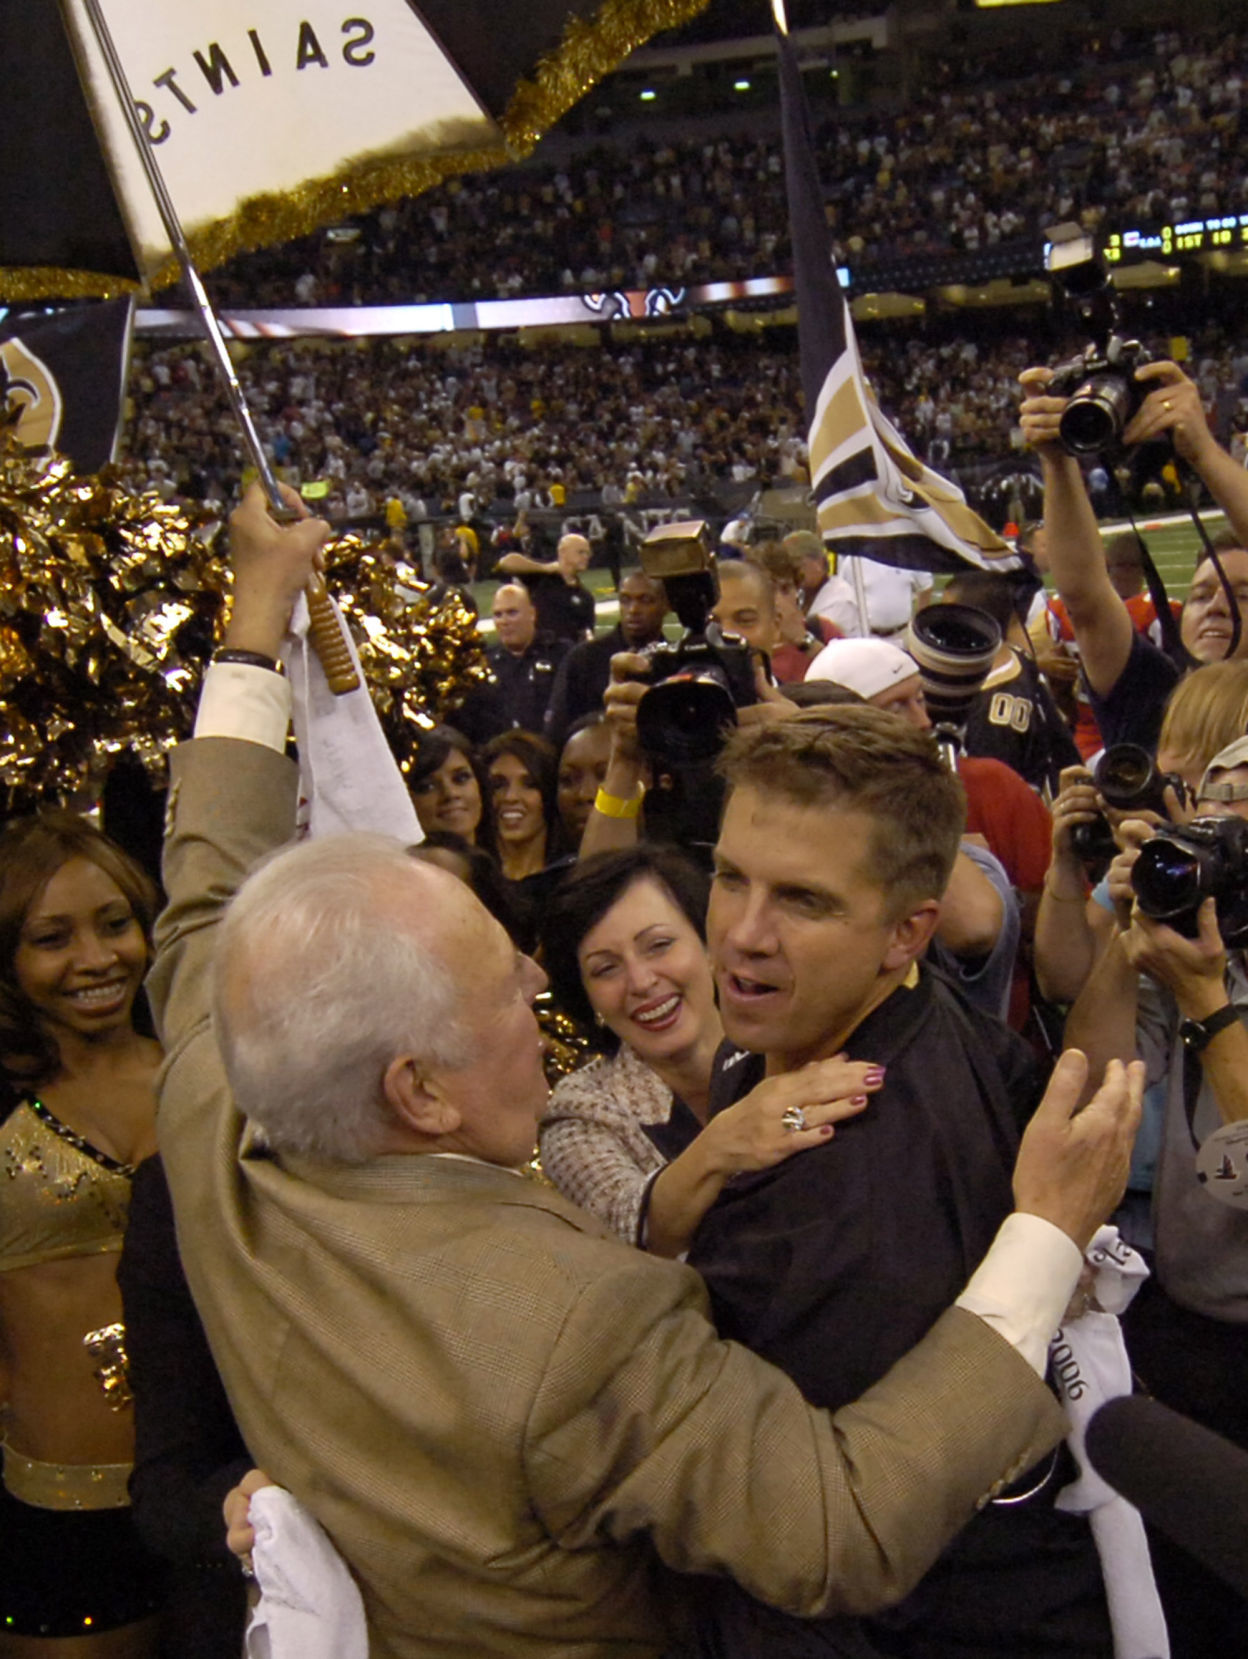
left=1132, top=815, right=1248, bottom=947
left=1071, top=743, right=1188, bottom=869
left=1048, top=336, right=1153, bottom=458
left=1044, top=223, right=1151, bottom=458
left=635, top=520, right=757, bottom=769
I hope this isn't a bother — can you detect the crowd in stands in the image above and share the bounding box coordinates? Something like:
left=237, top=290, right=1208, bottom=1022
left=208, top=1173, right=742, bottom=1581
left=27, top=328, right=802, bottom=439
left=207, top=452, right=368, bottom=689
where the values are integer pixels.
left=204, top=23, right=1248, bottom=308
left=120, top=321, right=1248, bottom=521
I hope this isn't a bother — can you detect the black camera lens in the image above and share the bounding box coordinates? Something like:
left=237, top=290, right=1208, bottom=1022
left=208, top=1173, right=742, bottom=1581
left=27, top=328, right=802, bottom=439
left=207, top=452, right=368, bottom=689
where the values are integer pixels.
left=1095, top=744, right=1157, bottom=810
left=905, top=603, right=1001, bottom=730
left=636, top=674, right=736, bottom=767
left=1132, top=841, right=1203, bottom=915
left=1059, top=375, right=1132, bottom=455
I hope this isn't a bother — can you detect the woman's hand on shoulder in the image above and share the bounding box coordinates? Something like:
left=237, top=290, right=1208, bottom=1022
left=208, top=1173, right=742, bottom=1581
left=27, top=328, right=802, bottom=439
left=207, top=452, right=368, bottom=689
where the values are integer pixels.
left=706, top=1055, right=882, bottom=1175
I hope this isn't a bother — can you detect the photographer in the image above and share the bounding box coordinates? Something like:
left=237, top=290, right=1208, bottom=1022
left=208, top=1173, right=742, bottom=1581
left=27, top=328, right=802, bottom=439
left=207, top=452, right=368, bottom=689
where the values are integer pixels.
left=1035, top=660, right=1248, bottom=1006
left=1019, top=359, right=1248, bottom=753
left=1064, top=737, right=1248, bottom=1654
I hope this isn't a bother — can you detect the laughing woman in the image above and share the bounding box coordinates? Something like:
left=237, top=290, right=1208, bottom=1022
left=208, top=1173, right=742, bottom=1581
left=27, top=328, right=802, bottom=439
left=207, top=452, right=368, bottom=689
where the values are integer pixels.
left=0, top=813, right=165, bottom=1658
left=538, top=847, right=880, bottom=1257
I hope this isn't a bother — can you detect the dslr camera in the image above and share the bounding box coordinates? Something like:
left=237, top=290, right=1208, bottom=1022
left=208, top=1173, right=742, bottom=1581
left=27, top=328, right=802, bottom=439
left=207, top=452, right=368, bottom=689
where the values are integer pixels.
left=630, top=520, right=758, bottom=853
left=1071, top=743, right=1188, bottom=870
left=634, top=520, right=757, bottom=768
left=1132, top=816, right=1248, bottom=948
left=1045, top=223, right=1152, bottom=457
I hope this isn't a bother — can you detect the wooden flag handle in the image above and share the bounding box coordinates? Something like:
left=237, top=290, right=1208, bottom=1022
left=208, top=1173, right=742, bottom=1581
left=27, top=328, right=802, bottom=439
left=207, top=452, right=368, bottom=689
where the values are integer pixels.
left=304, top=570, right=361, bottom=695
left=266, top=501, right=360, bottom=696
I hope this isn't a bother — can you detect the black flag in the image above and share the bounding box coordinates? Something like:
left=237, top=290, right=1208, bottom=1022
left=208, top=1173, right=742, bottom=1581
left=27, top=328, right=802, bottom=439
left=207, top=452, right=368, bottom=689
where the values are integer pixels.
left=0, top=298, right=134, bottom=473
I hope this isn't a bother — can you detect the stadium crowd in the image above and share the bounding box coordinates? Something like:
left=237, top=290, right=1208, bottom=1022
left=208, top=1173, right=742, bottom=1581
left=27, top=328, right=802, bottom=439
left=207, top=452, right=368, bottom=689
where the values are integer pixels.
left=120, top=323, right=1248, bottom=522
left=205, top=23, right=1248, bottom=307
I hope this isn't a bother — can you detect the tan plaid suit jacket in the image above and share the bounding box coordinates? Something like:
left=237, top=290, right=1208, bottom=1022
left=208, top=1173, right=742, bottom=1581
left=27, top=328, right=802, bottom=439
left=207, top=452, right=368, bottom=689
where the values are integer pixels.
left=149, top=736, right=1067, bottom=1659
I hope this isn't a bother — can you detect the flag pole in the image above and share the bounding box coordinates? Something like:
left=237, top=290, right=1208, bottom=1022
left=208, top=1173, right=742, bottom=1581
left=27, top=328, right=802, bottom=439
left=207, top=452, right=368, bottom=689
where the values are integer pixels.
left=75, top=0, right=360, bottom=693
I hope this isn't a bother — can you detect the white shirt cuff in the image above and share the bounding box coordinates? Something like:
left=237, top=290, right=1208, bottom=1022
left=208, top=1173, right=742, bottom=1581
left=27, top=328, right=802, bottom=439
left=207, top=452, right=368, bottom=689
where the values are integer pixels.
left=955, top=1212, right=1083, bottom=1376
left=193, top=661, right=292, bottom=753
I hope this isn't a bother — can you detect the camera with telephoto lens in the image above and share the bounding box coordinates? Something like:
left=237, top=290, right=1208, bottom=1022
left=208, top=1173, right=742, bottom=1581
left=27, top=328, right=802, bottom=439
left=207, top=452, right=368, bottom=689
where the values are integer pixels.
left=634, top=520, right=757, bottom=768
left=1044, top=223, right=1152, bottom=458
left=1131, top=816, right=1248, bottom=947
left=1070, top=743, right=1188, bottom=869
left=631, top=521, right=758, bottom=854
left=905, top=603, right=1002, bottom=770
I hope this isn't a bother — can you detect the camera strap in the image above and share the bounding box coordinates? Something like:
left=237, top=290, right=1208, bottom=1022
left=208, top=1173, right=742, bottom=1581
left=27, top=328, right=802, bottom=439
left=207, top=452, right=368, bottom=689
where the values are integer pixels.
left=1105, top=458, right=1187, bottom=668
left=1172, top=453, right=1243, bottom=664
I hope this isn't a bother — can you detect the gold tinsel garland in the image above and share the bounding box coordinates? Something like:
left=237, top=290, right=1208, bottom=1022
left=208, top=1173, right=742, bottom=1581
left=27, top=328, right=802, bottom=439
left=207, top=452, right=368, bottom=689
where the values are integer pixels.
left=0, top=436, right=225, bottom=807
left=0, top=434, right=492, bottom=810
left=0, top=0, right=710, bottom=302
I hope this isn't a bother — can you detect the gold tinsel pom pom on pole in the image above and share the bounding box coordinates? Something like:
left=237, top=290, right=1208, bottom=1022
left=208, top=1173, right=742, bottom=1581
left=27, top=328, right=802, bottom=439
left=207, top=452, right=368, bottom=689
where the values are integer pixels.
left=0, top=431, right=493, bottom=813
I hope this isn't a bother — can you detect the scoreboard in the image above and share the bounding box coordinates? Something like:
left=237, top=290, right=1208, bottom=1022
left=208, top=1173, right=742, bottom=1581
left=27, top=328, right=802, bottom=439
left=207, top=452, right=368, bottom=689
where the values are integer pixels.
left=1104, top=215, right=1248, bottom=262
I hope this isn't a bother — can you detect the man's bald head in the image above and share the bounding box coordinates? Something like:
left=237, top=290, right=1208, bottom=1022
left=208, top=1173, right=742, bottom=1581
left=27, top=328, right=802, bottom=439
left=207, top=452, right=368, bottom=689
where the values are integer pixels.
left=492, top=582, right=537, bottom=654
left=557, top=534, right=591, bottom=579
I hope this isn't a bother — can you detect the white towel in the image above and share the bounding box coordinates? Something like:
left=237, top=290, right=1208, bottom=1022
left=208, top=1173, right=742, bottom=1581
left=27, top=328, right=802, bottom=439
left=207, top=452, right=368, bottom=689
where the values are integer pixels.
left=245, top=1484, right=369, bottom=1659
left=1053, top=1226, right=1169, bottom=1659
left=285, top=590, right=422, bottom=844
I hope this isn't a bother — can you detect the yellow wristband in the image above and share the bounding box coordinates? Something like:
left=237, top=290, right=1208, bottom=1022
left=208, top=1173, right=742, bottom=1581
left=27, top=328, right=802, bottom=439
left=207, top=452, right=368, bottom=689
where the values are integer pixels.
left=594, top=785, right=644, bottom=820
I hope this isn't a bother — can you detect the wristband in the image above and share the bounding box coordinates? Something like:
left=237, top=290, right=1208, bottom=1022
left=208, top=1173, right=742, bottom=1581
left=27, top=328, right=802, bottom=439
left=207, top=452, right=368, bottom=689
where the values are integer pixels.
left=1179, top=1004, right=1239, bottom=1055
left=214, top=648, right=282, bottom=674
left=594, top=785, right=644, bottom=820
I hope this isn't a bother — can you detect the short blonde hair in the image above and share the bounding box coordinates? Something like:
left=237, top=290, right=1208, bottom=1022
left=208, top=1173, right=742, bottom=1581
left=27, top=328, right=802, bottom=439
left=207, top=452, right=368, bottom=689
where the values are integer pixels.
left=1159, top=661, right=1248, bottom=774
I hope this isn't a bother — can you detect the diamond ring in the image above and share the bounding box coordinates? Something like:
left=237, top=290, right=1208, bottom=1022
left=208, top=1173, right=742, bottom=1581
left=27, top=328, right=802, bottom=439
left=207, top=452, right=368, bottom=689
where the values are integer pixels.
left=781, top=1105, right=807, bottom=1133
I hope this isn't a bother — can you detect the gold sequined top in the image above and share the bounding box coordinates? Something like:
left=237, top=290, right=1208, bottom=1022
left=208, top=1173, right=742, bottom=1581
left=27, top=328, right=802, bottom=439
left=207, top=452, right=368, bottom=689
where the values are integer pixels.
left=0, top=1100, right=133, bottom=1273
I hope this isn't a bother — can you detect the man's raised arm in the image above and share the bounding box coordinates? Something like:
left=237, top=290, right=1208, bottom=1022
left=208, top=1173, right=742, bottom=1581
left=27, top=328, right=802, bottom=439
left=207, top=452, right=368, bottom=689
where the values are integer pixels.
left=145, top=487, right=329, bottom=1060
left=1018, top=367, right=1135, bottom=698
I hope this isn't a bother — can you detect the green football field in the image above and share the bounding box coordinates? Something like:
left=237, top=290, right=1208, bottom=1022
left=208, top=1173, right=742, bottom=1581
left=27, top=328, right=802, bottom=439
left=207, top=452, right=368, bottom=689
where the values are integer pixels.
left=1086, top=508, right=1227, bottom=598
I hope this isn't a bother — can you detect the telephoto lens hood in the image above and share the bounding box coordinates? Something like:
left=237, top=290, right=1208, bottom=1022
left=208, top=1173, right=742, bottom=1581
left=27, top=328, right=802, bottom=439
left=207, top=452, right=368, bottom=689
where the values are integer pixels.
left=905, top=602, right=1001, bottom=734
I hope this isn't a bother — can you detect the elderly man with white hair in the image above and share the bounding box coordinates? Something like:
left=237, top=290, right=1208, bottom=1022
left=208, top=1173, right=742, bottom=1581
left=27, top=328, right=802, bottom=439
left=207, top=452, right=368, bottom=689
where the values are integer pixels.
left=147, top=488, right=1141, bottom=1659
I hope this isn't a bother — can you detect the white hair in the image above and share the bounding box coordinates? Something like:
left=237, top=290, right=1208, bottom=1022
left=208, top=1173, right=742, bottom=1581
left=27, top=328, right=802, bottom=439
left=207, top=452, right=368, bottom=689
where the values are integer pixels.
left=213, top=834, right=474, bottom=1164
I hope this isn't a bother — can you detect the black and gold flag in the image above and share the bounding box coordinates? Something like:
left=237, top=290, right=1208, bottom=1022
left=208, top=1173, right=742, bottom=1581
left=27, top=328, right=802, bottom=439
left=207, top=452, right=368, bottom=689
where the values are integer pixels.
left=0, top=297, right=134, bottom=472
left=775, top=13, right=1016, bottom=576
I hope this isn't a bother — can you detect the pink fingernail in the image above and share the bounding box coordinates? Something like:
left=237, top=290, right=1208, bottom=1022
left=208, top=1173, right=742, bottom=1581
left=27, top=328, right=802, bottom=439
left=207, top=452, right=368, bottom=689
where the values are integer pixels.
left=819, top=1125, right=834, bottom=1136
left=850, top=1093, right=869, bottom=1107
left=863, top=1068, right=886, bottom=1086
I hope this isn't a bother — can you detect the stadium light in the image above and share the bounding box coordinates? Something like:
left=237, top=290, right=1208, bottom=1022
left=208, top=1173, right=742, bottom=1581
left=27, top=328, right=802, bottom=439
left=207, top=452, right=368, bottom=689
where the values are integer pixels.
left=639, top=88, right=656, bottom=101
left=734, top=78, right=751, bottom=91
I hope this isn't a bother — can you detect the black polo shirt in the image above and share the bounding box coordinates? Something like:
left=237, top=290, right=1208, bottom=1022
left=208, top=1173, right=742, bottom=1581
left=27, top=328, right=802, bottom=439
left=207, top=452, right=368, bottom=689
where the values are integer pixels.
left=486, top=635, right=569, bottom=736
left=516, top=571, right=596, bottom=647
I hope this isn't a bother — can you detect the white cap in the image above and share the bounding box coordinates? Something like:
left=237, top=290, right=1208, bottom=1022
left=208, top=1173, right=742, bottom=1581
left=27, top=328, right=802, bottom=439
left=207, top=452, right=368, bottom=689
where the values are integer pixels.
left=804, top=637, right=919, bottom=700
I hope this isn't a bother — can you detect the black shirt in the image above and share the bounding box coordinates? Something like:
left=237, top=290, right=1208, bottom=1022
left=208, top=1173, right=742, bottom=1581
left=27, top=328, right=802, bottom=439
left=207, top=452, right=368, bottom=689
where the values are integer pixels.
left=1086, top=627, right=1185, bottom=755
left=545, top=625, right=628, bottom=746
left=517, top=571, right=596, bottom=647
left=486, top=635, right=569, bottom=736
left=687, top=972, right=1110, bottom=1659
left=961, top=649, right=1080, bottom=798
